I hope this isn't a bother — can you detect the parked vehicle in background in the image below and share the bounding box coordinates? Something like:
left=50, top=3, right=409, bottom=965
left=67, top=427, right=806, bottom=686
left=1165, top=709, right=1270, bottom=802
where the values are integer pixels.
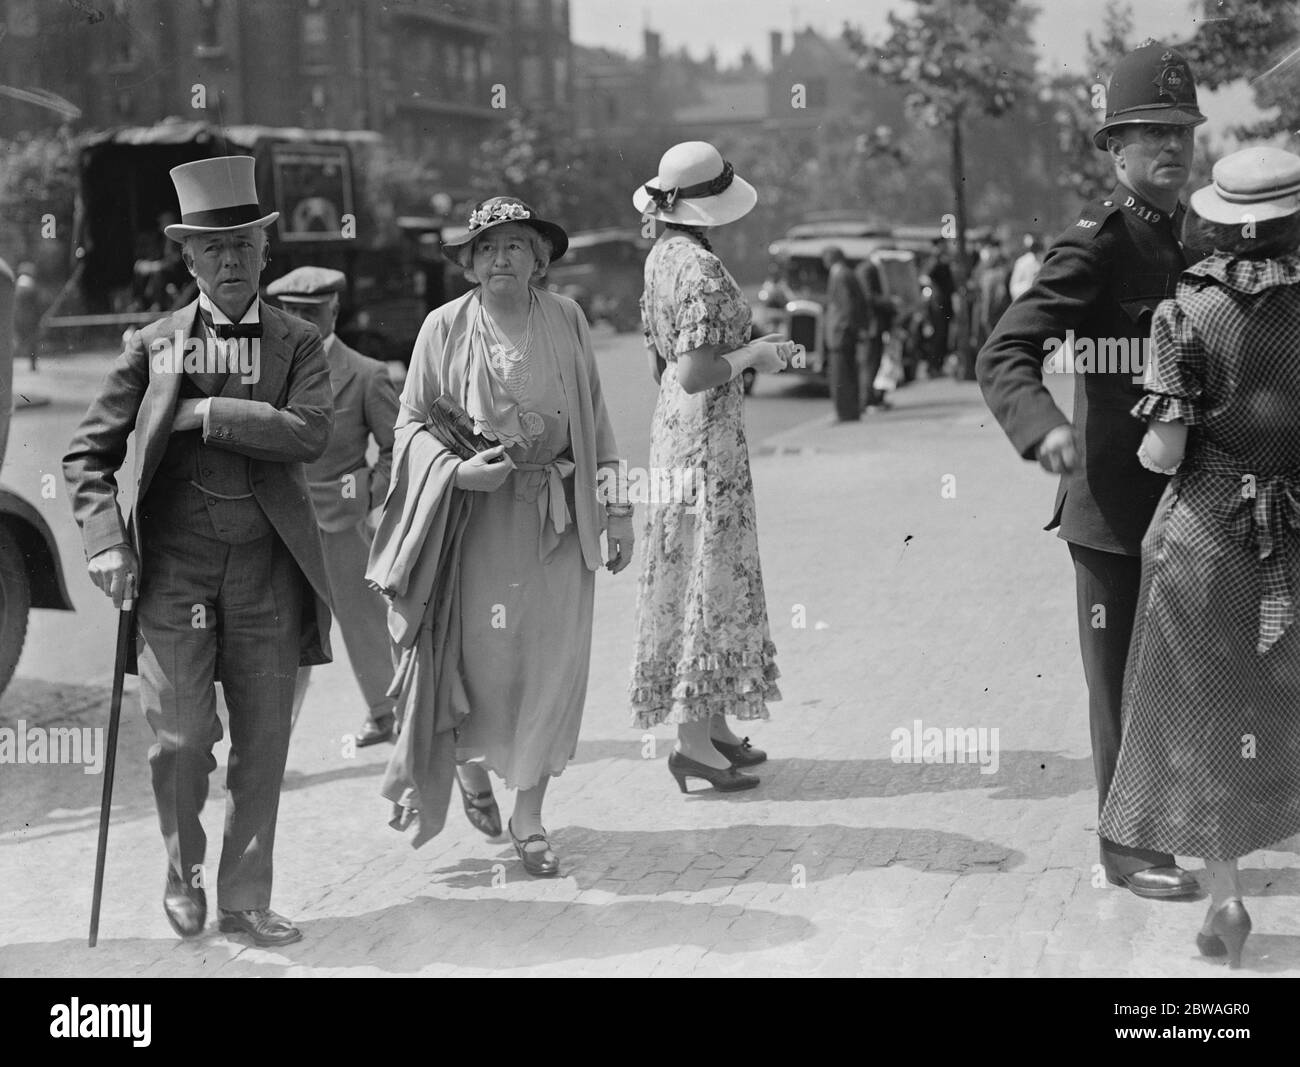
left=761, top=220, right=930, bottom=386
left=0, top=258, right=75, bottom=696
left=41, top=120, right=467, bottom=366
left=545, top=228, right=650, bottom=333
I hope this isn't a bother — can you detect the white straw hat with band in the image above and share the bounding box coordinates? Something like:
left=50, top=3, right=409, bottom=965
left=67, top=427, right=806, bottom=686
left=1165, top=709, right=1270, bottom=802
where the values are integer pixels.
left=1190, top=146, right=1300, bottom=226
left=633, top=141, right=757, bottom=227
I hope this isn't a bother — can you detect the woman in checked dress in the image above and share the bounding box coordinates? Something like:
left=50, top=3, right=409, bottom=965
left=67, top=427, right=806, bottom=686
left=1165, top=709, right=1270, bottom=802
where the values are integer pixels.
left=628, top=142, right=792, bottom=792
left=1098, top=147, right=1300, bottom=968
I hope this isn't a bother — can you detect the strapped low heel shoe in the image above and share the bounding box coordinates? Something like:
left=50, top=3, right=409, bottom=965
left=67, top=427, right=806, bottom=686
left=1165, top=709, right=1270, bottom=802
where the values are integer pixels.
left=508, top=820, right=560, bottom=877
left=668, top=750, right=759, bottom=793
left=457, top=776, right=503, bottom=838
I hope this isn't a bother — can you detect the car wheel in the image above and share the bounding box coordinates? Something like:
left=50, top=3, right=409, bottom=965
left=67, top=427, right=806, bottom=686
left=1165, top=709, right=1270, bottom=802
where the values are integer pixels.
left=742, top=367, right=756, bottom=394
left=0, top=523, right=32, bottom=697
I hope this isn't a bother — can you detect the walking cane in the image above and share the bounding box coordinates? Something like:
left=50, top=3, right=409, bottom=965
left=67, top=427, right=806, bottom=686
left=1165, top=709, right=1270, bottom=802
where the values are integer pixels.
left=88, top=594, right=136, bottom=948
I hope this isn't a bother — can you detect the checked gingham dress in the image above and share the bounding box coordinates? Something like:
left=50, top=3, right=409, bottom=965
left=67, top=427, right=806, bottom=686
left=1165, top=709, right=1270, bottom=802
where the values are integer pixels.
left=1098, top=252, right=1300, bottom=861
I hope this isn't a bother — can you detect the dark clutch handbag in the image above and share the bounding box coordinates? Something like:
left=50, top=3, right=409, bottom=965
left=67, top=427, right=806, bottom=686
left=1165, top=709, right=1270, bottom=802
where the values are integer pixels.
left=426, top=394, right=500, bottom=461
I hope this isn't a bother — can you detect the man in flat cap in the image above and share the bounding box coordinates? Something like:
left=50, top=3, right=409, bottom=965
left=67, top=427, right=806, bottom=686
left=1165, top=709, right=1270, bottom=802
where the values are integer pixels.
left=266, top=266, right=400, bottom=744
left=64, top=156, right=334, bottom=946
left=977, top=41, right=1206, bottom=899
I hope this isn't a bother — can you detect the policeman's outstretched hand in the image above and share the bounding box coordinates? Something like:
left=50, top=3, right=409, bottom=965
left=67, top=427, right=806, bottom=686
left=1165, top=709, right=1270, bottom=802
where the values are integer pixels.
left=454, top=445, right=515, bottom=492
left=1037, top=423, right=1078, bottom=475
left=88, top=545, right=141, bottom=608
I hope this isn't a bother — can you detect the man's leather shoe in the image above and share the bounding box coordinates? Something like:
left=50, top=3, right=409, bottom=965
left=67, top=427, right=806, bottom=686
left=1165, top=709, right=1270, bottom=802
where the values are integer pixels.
left=217, top=907, right=302, bottom=946
left=163, top=871, right=206, bottom=938
left=1107, top=865, right=1200, bottom=899
left=355, top=715, right=395, bottom=747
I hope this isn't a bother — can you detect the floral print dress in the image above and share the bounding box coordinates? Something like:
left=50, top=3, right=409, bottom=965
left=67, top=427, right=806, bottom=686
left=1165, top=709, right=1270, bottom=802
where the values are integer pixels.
left=630, top=234, right=781, bottom=728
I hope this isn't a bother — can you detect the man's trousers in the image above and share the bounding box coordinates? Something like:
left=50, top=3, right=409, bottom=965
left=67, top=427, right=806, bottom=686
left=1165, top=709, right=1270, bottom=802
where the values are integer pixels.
left=137, top=522, right=302, bottom=911
left=1067, top=541, right=1174, bottom=874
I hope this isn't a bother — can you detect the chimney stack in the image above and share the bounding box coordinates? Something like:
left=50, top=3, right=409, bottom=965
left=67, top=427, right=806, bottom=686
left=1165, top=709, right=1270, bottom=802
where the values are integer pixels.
left=769, top=30, right=782, bottom=68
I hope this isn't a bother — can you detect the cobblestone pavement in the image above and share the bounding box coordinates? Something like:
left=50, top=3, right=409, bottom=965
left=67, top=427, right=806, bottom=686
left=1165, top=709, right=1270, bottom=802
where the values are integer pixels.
left=4, top=371, right=1299, bottom=977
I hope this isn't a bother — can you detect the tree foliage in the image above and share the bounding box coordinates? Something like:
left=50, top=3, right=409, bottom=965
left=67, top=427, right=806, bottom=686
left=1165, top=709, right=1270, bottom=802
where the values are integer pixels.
left=0, top=129, right=78, bottom=264
left=843, top=0, right=1038, bottom=280
left=1181, top=0, right=1300, bottom=139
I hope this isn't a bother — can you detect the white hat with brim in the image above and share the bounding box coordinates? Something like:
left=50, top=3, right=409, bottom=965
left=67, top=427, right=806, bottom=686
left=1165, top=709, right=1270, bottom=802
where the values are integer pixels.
left=164, top=155, right=279, bottom=242
left=1190, top=146, right=1300, bottom=226
left=633, top=141, right=757, bottom=227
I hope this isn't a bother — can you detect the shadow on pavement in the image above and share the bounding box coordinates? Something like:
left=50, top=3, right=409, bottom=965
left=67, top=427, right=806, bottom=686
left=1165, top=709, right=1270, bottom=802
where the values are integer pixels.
left=569, top=751, right=1096, bottom=803
left=433, top=822, right=1023, bottom=894
left=0, top=896, right=815, bottom=976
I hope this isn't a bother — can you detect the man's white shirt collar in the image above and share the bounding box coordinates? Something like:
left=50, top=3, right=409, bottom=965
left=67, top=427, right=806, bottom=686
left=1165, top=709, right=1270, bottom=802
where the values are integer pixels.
left=199, top=291, right=261, bottom=326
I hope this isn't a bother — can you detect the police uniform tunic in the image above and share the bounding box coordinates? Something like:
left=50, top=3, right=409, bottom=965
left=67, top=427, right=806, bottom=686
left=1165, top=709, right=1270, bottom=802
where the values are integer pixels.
left=976, top=182, right=1191, bottom=874
left=977, top=184, right=1186, bottom=555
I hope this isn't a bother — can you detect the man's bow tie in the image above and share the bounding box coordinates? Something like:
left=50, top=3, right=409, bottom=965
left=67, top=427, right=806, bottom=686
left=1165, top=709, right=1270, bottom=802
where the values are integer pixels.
left=200, top=311, right=262, bottom=339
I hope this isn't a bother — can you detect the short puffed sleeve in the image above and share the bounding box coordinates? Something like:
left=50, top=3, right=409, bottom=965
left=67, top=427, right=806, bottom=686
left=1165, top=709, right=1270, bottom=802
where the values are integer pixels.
left=1132, top=297, right=1204, bottom=425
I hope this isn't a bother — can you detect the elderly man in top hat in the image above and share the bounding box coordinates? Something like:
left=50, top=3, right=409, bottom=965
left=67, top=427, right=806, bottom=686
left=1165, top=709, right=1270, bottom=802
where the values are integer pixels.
left=63, top=156, right=334, bottom=946
left=266, top=266, right=401, bottom=744
left=977, top=41, right=1207, bottom=900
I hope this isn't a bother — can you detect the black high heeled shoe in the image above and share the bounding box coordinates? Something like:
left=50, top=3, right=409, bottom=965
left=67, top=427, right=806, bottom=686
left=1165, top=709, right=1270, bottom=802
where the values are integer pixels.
left=712, top=736, right=766, bottom=767
left=456, top=775, right=502, bottom=838
left=1206, top=900, right=1252, bottom=969
left=668, top=749, right=759, bottom=793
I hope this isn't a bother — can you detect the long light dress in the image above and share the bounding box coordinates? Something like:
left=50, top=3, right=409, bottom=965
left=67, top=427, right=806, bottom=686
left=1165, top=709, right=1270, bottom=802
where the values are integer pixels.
left=630, top=233, right=781, bottom=728
left=401, top=290, right=595, bottom=790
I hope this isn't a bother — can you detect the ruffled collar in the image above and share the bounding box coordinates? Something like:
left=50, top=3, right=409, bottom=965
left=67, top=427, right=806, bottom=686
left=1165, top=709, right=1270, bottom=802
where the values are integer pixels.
left=463, top=287, right=541, bottom=449
left=1186, top=251, right=1300, bottom=294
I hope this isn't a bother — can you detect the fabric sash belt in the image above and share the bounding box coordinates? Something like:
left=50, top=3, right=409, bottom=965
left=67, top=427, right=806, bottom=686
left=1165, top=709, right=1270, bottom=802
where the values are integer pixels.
left=513, top=457, right=575, bottom=560
left=1186, top=445, right=1300, bottom=654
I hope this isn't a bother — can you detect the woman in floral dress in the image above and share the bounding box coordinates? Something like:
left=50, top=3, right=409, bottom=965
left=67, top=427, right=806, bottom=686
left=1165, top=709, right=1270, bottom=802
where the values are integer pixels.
left=1098, top=147, right=1300, bottom=968
left=628, top=142, right=792, bottom=792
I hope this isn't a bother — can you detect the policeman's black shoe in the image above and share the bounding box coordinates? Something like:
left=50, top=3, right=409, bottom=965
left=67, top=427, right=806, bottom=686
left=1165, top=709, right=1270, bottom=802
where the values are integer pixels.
left=355, top=714, right=395, bottom=747
left=1106, top=865, right=1200, bottom=899
left=163, top=869, right=206, bottom=939
left=712, top=736, right=767, bottom=767
left=218, top=907, right=303, bottom=947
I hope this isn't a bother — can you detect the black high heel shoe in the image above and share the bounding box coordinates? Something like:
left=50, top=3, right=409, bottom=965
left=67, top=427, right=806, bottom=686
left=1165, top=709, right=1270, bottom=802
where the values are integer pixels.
left=668, top=750, right=759, bottom=793
left=712, top=736, right=767, bottom=767
left=456, top=775, right=502, bottom=838
left=1206, top=900, right=1252, bottom=969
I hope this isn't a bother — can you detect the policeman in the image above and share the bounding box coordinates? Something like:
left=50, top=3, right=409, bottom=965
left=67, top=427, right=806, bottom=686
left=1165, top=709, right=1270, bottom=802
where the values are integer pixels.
left=976, top=41, right=1205, bottom=900
left=265, top=267, right=401, bottom=746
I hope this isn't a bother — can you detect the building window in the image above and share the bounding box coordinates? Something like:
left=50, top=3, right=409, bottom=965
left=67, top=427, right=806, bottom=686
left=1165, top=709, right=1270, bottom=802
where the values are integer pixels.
left=303, top=11, right=327, bottom=46
left=7, top=0, right=38, bottom=37
left=462, top=45, right=476, bottom=94
left=553, top=56, right=566, bottom=103
left=311, top=85, right=327, bottom=110
left=521, top=55, right=543, bottom=103
left=196, top=0, right=222, bottom=56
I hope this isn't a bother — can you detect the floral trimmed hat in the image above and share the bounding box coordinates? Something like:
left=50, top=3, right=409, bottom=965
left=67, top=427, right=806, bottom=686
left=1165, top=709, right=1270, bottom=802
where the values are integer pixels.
left=441, top=196, right=569, bottom=262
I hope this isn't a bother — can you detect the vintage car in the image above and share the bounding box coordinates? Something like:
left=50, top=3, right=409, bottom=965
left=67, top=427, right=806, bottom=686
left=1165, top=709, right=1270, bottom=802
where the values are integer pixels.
left=759, top=222, right=931, bottom=386
left=544, top=228, right=650, bottom=333
left=0, top=259, right=75, bottom=696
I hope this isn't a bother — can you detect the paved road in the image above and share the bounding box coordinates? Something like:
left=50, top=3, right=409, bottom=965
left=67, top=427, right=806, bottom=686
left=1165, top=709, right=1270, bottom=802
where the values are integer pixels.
left=3, top=357, right=1299, bottom=977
